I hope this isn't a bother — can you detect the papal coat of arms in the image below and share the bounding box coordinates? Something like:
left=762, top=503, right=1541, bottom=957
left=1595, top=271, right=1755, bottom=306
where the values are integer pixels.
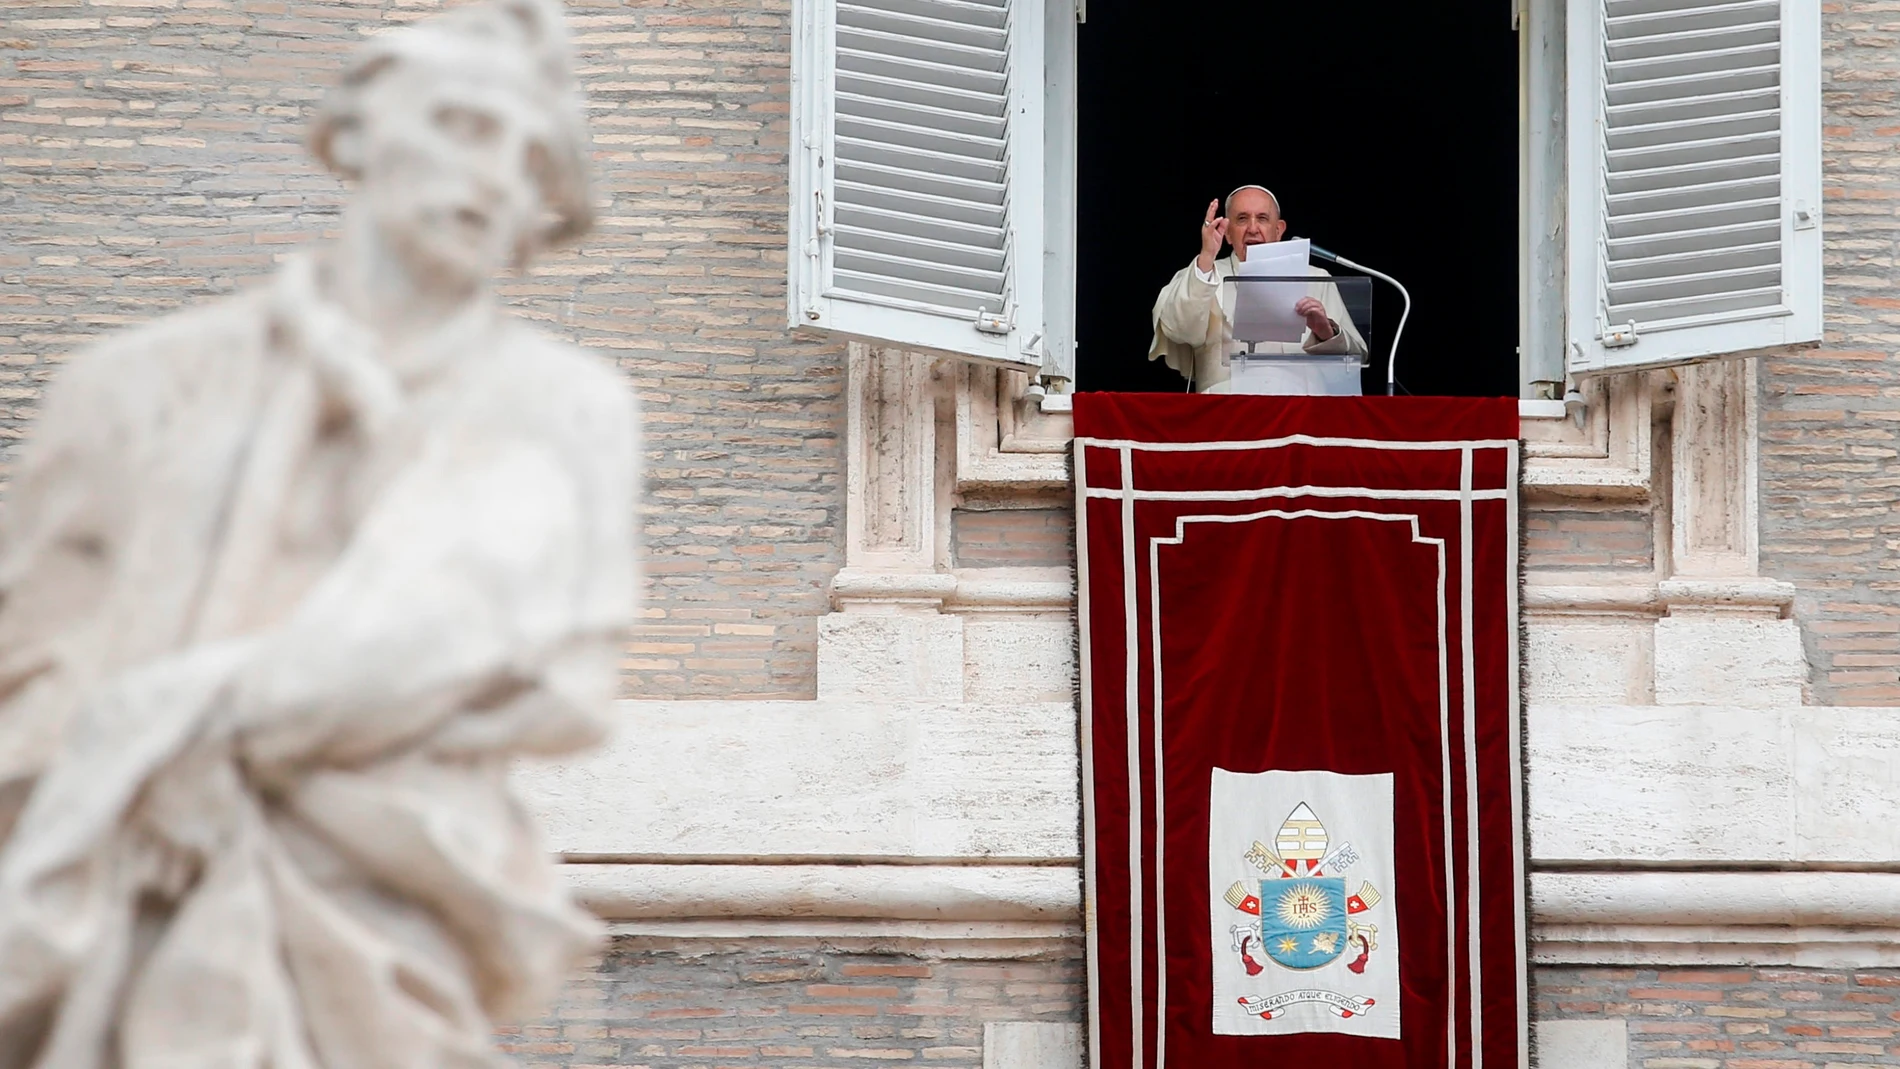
left=1208, top=770, right=1400, bottom=1039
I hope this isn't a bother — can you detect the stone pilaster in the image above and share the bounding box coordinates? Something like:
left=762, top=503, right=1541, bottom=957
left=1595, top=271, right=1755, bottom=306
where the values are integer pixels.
left=1653, top=358, right=1806, bottom=706
left=819, top=343, right=963, bottom=701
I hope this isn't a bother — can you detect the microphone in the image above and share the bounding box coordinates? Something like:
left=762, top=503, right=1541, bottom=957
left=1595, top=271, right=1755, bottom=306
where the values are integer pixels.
left=1309, top=244, right=1411, bottom=396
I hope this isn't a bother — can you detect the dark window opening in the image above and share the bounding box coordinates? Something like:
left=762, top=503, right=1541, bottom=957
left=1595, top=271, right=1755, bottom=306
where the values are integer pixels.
left=1073, top=1, right=1521, bottom=397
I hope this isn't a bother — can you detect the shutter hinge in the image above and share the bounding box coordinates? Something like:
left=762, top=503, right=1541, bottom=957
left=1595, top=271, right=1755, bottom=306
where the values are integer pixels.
left=1600, top=321, right=1639, bottom=348
left=1075, top=0, right=1086, bottom=22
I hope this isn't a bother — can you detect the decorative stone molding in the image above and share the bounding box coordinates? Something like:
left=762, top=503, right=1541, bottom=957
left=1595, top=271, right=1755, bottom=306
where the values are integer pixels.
left=1652, top=358, right=1806, bottom=704
left=825, top=344, right=961, bottom=697
left=826, top=349, right=1079, bottom=701
left=1522, top=360, right=1808, bottom=706
left=1521, top=373, right=1652, bottom=502
left=1531, top=871, right=1900, bottom=967
left=564, top=862, right=1082, bottom=923
left=956, top=363, right=1071, bottom=493
left=839, top=342, right=944, bottom=589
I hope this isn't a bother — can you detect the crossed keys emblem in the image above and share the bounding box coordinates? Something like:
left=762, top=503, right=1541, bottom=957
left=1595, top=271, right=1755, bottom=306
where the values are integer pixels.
left=1223, top=803, right=1381, bottom=973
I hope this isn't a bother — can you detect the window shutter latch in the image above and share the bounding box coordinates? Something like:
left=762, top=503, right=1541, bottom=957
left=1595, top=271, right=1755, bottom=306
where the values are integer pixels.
left=975, top=306, right=1014, bottom=335
left=1600, top=321, right=1638, bottom=348
left=1793, top=201, right=1817, bottom=231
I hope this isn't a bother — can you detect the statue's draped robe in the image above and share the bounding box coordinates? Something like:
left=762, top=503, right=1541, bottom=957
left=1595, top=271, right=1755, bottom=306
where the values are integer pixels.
left=0, top=258, right=637, bottom=1069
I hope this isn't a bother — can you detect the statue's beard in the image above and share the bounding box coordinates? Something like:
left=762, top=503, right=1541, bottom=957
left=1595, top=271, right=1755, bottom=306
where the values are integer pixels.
left=387, top=214, right=502, bottom=292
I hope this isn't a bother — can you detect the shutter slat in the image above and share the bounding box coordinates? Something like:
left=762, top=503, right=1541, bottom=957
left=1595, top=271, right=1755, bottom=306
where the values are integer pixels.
left=1607, top=196, right=1778, bottom=239
left=824, top=0, right=1018, bottom=313
left=1606, top=85, right=1779, bottom=126
left=1607, top=0, right=1778, bottom=36
left=1597, top=0, right=1785, bottom=327
left=1605, top=64, right=1778, bottom=104
left=1606, top=285, right=1785, bottom=325
left=835, top=180, right=1006, bottom=228
left=1608, top=22, right=1778, bottom=63
left=1604, top=151, right=1779, bottom=194
left=1605, top=107, right=1778, bottom=149
left=1606, top=42, right=1778, bottom=83
left=1608, top=240, right=1780, bottom=281
left=847, top=0, right=1008, bottom=27
left=835, top=203, right=1006, bottom=249
left=838, top=2, right=1008, bottom=52
left=836, top=69, right=1008, bottom=118
left=1611, top=171, right=1770, bottom=208
left=1607, top=173, right=1779, bottom=214
left=838, top=47, right=1006, bottom=94
left=834, top=224, right=1007, bottom=272
left=835, top=92, right=1005, bottom=140
left=834, top=268, right=1004, bottom=310
left=1605, top=218, right=1780, bottom=260
left=791, top=0, right=1042, bottom=369
left=1607, top=132, right=1778, bottom=173
left=1608, top=262, right=1781, bottom=306
left=837, top=136, right=1005, bottom=183
left=835, top=113, right=1005, bottom=161
left=835, top=247, right=1005, bottom=292
left=835, top=157, right=1006, bottom=206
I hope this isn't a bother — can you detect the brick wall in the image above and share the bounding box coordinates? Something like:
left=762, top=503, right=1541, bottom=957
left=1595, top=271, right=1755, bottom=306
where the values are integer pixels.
left=1758, top=0, right=1900, bottom=706
left=1524, top=509, right=1655, bottom=573
left=506, top=938, right=1084, bottom=1068
left=951, top=507, right=1074, bottom=570
left=512, top=953, right=1900, bottom=1068
left=1537, top=966, right=1900, bottom=1068
left=0, top=0, right=842, bottom=699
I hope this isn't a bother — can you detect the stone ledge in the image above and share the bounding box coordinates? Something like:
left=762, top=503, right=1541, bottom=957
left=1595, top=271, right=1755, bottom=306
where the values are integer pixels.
left=1532, top=870, right=1900, bottom=967
left=565, top=862, right=1082, bottom=922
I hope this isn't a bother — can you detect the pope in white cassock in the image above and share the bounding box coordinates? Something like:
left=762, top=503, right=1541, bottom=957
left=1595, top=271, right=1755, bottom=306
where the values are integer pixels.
left=1149, top=185, right=1369, bottom=394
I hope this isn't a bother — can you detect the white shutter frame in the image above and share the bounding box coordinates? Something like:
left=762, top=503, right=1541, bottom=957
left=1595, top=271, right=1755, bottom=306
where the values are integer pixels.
left=790, top=0, right=1047, bottom=372
left=1565, top=0, right=1821, bottom=376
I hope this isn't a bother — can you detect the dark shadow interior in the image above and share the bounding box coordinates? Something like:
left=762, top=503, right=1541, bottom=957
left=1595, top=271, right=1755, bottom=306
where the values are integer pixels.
left=1073, top=0, right=1522, bottom=396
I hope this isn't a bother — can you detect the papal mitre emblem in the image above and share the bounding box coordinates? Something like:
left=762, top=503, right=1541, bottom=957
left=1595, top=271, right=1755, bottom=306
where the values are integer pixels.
left=1275, top=802, right=1328, bottom=874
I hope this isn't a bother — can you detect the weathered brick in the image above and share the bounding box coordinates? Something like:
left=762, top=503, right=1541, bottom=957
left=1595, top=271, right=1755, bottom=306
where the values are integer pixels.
left=1538, top=967, right=1900, bottom=1069
left=516, top=940, right=1082, bottom=1066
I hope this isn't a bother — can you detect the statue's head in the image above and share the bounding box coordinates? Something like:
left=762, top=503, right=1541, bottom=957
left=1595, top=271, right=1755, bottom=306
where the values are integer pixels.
left=309, top=0, right=592, bottom=284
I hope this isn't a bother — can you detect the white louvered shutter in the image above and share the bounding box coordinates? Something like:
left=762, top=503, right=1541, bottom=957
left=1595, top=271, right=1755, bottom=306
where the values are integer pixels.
left=1565, top=0, right=1821, bottom=375
left=790, top=0, right=1045, bottom=371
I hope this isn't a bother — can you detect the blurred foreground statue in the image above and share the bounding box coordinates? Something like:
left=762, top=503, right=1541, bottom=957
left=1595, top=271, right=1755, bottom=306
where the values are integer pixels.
left=0, top=0, right=635, bottom=1064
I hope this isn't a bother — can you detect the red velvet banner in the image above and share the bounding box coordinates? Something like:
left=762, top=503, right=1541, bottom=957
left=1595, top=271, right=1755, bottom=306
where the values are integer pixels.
left=1074, top=395, right=1524, bottom=1069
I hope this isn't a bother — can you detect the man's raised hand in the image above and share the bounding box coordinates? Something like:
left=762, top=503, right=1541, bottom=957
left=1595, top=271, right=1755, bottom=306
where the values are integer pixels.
left=1197, top=199, right=1227, bottom=275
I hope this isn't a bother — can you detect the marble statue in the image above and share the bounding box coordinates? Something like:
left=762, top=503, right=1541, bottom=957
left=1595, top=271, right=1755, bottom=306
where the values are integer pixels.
left=0, top=0, right=636, bottom=1065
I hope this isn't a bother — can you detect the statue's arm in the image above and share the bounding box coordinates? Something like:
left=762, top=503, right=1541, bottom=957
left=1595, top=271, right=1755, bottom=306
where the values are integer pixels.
left=224, top=430, right=619, bottom=778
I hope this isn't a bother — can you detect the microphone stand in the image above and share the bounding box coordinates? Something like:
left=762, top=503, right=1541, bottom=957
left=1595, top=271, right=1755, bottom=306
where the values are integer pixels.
left=1310, top=244, right=1410, bottom=396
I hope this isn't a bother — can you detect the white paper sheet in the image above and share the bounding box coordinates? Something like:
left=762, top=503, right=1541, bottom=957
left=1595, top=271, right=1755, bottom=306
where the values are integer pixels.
left=1229, top=238, right=1312, bottom=344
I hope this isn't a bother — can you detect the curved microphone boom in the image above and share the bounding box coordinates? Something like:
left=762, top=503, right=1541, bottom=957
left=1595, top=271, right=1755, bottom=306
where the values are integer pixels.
left=1310, top=243, right=1411, bottom=396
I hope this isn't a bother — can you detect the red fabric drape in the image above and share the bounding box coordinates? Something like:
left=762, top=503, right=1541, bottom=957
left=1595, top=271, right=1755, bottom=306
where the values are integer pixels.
left=1075, top=394, right=1523, bottom=1069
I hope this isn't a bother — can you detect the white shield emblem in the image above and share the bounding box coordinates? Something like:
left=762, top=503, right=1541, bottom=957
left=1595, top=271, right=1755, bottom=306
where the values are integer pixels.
left=1207, top=769, right=1400, bottom=1039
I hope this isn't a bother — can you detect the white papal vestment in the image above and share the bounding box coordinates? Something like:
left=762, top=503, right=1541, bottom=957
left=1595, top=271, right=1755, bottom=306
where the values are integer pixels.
left=1148, top=253, right=1370, bottom=395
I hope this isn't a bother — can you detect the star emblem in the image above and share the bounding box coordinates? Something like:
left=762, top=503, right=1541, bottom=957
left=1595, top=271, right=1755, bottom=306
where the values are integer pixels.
left=1277, top=936, right=1298, bottom=955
